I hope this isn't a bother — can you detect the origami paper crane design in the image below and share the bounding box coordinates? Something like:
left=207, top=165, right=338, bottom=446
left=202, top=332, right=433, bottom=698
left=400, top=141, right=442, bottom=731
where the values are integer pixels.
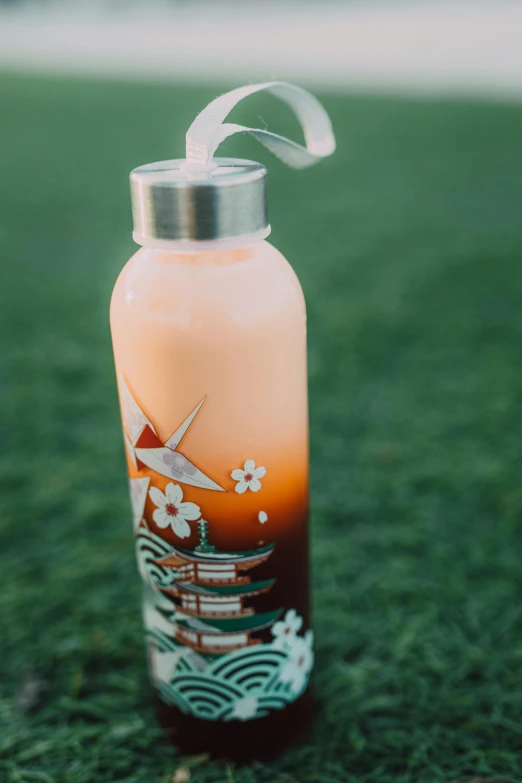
left=119, top=375, right=225, bottom=492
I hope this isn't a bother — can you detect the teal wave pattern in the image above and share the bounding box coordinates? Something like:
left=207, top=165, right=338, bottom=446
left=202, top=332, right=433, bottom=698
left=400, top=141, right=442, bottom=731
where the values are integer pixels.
left=149, top=637, right=309, bottom=721
left=136, top=527, right=177, bottom=588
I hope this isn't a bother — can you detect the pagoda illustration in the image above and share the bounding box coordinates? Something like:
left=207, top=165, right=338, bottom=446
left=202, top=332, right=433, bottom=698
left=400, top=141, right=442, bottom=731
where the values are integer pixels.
left=154, top=520, right=281, bottom=655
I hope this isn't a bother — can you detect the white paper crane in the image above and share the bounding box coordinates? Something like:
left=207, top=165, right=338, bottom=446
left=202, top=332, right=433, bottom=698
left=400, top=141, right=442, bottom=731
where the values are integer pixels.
left=119, top=374, right=225, bottom=492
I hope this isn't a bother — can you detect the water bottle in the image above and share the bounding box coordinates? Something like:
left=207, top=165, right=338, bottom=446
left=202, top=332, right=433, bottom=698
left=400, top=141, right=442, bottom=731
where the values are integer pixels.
left=110, top=82, right=335, bottom=759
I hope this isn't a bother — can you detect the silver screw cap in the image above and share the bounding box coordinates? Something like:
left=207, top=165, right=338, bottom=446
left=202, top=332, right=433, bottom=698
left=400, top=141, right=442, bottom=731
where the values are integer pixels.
left=130, top=158, right=269, bottom=246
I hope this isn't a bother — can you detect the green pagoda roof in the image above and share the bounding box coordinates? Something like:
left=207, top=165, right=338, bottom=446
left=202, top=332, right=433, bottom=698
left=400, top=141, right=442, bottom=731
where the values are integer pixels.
left=176, top=541, right=274, bottom=564
left=176, top=609, right=282, bottom=634
left=169, top=578, right=275, bottom=597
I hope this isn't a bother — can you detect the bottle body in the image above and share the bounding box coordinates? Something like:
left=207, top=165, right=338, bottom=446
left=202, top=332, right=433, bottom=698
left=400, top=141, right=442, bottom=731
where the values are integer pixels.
left=110, top=240, right=311, bottom=758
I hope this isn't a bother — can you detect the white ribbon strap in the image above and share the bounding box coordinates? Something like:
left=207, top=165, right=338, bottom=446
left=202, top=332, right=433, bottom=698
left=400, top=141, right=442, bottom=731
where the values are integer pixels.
left=185, top=81, right=336, bottom=170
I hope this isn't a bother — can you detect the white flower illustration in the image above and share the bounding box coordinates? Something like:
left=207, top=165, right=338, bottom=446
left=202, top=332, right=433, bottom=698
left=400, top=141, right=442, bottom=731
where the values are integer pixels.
left=149, top=483, right=201, bottom=538
left=272, top=609, right=303, bottom=650
left=279, top=630, right=314, bottom=695
left=231, top=459, right=266, bottom=494
left=231, top=695, right=259, bottom=721
left=258, top=511, right=268, bottom=524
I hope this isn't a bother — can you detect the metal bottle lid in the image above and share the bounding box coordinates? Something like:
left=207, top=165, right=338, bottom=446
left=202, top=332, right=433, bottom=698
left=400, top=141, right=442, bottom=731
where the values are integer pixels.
left=130, top=158, right=269, bottom=247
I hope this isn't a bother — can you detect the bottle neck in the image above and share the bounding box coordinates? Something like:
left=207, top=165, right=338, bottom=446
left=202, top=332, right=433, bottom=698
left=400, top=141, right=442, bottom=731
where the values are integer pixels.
left=133, top=226, right=271, bottom=254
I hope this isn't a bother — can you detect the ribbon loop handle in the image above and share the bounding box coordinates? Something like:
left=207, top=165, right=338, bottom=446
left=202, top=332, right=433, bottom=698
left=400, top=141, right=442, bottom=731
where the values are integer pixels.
left=185, top=81, right=336, bottom=170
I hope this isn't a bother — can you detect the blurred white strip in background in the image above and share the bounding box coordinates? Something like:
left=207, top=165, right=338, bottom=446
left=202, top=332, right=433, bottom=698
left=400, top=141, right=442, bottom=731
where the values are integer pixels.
left=0, top=1, right=522, bottom=99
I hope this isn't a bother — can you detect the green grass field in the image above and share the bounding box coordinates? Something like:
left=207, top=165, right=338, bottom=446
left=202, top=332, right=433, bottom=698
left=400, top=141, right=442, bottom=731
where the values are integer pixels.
left=1, top=73, right=522, bottom=783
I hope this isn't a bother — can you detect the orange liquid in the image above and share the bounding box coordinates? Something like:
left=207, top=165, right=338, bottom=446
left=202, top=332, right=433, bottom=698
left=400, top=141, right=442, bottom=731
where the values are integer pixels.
left=110, top=240, right=311, bottom=758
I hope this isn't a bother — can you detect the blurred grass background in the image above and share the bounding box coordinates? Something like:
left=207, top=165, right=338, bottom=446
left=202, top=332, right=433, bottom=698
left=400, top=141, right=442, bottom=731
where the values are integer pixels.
left=1, top=73, right=522, bottom=782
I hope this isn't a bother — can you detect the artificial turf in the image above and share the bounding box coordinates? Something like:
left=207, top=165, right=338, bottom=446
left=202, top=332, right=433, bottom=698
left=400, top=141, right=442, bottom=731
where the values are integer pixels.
left=1, top=72, right=522, bottom=783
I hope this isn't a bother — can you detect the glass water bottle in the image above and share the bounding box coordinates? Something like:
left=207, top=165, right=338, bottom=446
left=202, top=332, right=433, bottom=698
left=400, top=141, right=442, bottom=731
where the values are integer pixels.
left=110, top=82, right=335, bottom=759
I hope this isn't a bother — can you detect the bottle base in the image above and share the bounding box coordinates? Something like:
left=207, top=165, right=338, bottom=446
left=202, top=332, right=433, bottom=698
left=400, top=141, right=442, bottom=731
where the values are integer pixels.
left=155, top=688, right=314, bottom=761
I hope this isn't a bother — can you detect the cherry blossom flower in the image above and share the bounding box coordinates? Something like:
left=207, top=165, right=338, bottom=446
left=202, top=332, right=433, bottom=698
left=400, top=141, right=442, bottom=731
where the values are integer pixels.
left=231, top=459, right=266, bottom=494
left=149, top=483, right=201, bottom=538
left=272, top=609, right=303, bottom=650
left=279, top=630, right=314, bottom=695
left=231, top=695, right=259, bottom=721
